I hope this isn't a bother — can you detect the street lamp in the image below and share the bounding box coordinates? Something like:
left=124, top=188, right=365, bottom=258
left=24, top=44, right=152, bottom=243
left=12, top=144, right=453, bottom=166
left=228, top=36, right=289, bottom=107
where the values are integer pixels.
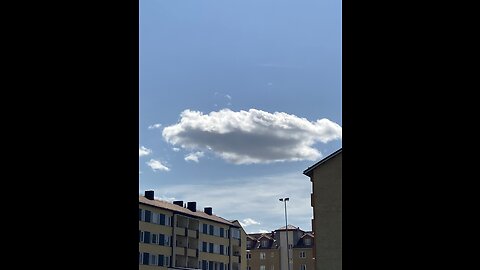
left=279, top=197, right=290, bottom=270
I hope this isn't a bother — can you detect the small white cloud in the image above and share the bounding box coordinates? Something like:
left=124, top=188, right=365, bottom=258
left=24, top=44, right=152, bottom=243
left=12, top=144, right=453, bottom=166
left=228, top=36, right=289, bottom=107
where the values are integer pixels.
left=225, top=94, right=232, bottom=100
left=139, top=146, right=152, bottom=157
left=258, top=229, right=270, bottom=233
left=172, top=148, right=180, bottom=152
left=185, top=151, right=205, bottom=163
left=239, top=218, right=261, bottom=227
left=162, top=108, right=342, bottom=164
left=148, top=123, right=162, bottom=129
left=146, top=159, right=170, bottom=172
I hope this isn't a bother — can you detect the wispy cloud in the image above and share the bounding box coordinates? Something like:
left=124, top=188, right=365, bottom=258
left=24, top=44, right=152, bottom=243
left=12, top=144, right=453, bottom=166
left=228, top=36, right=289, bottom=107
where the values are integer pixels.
left=148, top=123, right=162, bottom=129
left=146, top=159, right=170, bottom=172
left=172, top=148, right=180, bottom=152
left=153, top=172, right=313, bottom=232
left=225, top=94, right=232, bottom=100
left=257, top=229, right=270, bottom=233
left=139, top=146, right=152, bottom=157
left=162, top=108, right=342, bottom=164
left=239, top=218, right=261, bottom=227
left=185, top=151, right=205, bottom=163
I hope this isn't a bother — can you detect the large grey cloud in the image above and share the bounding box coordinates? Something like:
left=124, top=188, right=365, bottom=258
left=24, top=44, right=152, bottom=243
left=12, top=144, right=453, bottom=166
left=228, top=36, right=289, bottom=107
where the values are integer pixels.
left=162, top=109, right=341, bottom=164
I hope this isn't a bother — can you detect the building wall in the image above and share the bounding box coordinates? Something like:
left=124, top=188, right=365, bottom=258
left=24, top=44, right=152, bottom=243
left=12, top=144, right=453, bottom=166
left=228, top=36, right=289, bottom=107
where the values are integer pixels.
left=248, top=249, right=280, bottom=270
left=291, top=248, right=314, bottom=270
left=140, top=202, right=246, bottom=270
left=311, top=152, right=342, bottom=270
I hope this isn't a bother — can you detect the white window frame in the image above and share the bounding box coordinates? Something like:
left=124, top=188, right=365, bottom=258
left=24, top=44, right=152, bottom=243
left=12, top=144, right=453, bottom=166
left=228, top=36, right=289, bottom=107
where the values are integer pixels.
left=300, top=251, right=306, bottom=258
left=262, top=240, right=268, bottom=247
left=165, top=256, right=170, bottom=266
left=300, top=265, right=306, bottom=270
left=150, top=254, right=157, bottom=266
left=247, top=253, right=251, bottom=260
left=260, top=252, right=266, bottom=260
left=260, top=265, right=266, bottom=270
left=140, top=231, right=144, bottom=243
left=271, top=252, right=275, bottom=258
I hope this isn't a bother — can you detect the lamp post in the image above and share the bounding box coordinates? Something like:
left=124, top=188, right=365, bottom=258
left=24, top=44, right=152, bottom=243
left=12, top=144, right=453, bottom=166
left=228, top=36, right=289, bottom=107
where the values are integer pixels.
left=279, top=197, right=290, bottom=270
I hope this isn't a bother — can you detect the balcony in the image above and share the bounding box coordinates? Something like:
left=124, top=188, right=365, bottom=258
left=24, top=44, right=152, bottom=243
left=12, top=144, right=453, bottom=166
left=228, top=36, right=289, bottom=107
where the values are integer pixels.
left=188, top=229, right=198, bottom=238
left=187, top=248, right=197, bottom=257
left=175, top=247, right=185, bottom=256
left=175, top=227, right=186, bottom=236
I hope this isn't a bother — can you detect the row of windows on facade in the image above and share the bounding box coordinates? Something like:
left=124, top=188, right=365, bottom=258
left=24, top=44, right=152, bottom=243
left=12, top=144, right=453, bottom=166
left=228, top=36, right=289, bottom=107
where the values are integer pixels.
left=246, top=251, right=307, bottom=260
left=139, top=230, right=171, bottom=246
left=140, top=230, right=238, bottom=257
left=139, top=252, right=170, bottom=267
left=139, top=208, right=241, bottom=239
left=247, top=265, right=307, bottom=270
left=246, top=239, right=311, bottom=249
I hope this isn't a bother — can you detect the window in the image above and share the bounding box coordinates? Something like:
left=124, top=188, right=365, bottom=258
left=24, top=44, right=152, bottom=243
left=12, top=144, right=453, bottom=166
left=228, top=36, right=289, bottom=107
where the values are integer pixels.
left=159, top=234, right=165, bottom=246
left=300, top=265, right=306, bottom=270
left=214, top=226, right=220, bottom=236
left=220, top=245, right=224, bottom=255
left=232, top=228, right=240, bottom=239
left=150, top=254, right=157, bottom=265
left=144, top=231, right=151, bottom=244
left=260, top=252, right=266, bottom=260
left=142, top=252, right=150, bottom=265
left=288, top=244, right=293, bottom=249
left=139, top=252, right=141, bottom=264
left=209, top=243, right=214, bottom=253
left=203, top=224, right=208, bottom=234
left=152, top=212, right=158, bottom=224
left=248, top=267, right=251, bottom=270
left=247, top=253, right=251, bottom=260
left=158, top=255, right=164, bottom=266
left=202, top=260, right=208, bottom=270
left=304, top=238, right=311, bottom=246
left=152, top=234, right=157, bottom=244
left=214, top=244, right=220, bottom=254
left=144, top=210, right=151, bottom=223
left=139, top=209, right=142, bottom=221
left=271, top=252, right=275, bottom=258
left=159, top=214, right=166, bottom=225
left=209, top=225, right=214, bottom=235
left=202, top=242, right=208, bottom=252
left=139, top=230, right=142, bottom=242
left=260, top=266, right=266, bottom=270
left=270, top=266, right=274, bottom=270
left=220, top=228, right=224, bottom=237
left=262, top=240, right=269, bottom=247
left=300, top=251, right=306, bottom=258
left=247, top=241, right=252, bottom=248
left=166, top=256, right=170, bottom=267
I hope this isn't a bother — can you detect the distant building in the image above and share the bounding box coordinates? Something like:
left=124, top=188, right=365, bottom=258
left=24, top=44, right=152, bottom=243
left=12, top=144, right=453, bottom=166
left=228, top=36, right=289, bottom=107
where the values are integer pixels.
left=139, top=190, right=247, bottom=270
left=303, top=148, right=342, bottom=270
left=246, top=226, right=314, bottom=270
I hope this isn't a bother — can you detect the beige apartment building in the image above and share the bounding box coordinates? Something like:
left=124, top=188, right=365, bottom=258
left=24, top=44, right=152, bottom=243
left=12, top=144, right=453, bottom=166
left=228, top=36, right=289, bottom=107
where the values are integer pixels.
left=303, top=148, right=342, bottom=270
left=139, top=190, right=247, bottom=270
left=246, top=226, right=314, bottom=270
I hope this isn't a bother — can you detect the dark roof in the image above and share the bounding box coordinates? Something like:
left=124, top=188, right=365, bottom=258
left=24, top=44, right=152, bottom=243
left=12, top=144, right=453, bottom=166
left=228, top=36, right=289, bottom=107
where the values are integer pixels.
left=276, top=224, right=300, bottom=231
left=303, top=148, right=342, bottom=177
left=139, top=196, right=239, bottom=227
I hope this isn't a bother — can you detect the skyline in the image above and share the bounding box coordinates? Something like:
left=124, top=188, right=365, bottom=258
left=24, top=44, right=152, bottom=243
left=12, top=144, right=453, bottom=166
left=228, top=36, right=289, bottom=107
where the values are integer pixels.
left=139, top=0, right=342, bottom=233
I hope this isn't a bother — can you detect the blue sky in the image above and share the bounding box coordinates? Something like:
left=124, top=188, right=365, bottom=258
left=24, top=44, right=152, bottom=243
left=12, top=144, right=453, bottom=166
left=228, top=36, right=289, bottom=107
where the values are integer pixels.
left=139, top=0, right=341, bottom=234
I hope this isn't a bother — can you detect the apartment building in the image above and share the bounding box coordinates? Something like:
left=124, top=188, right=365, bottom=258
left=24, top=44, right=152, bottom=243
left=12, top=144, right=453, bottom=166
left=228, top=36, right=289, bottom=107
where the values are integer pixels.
left=139, top=190, right=247, bottom=270
left=303, top=148, right=342, bottom=270
left=246, top=226, right=314, bottom=270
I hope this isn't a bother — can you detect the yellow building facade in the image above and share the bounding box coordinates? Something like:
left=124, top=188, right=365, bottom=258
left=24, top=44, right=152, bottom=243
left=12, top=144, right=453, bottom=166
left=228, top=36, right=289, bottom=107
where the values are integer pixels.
left=139, top=191, right=247, bottom=270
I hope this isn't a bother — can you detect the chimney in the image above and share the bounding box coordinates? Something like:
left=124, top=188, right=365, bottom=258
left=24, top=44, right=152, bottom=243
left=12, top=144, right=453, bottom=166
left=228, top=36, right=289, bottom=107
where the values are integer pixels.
left=204, top=207, right=213, bottom=215
left=173, top=200, right=183, bottom=207
left=187, top=202, right=197, bottom=212
left=145, top=190, right=154, bottom=200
